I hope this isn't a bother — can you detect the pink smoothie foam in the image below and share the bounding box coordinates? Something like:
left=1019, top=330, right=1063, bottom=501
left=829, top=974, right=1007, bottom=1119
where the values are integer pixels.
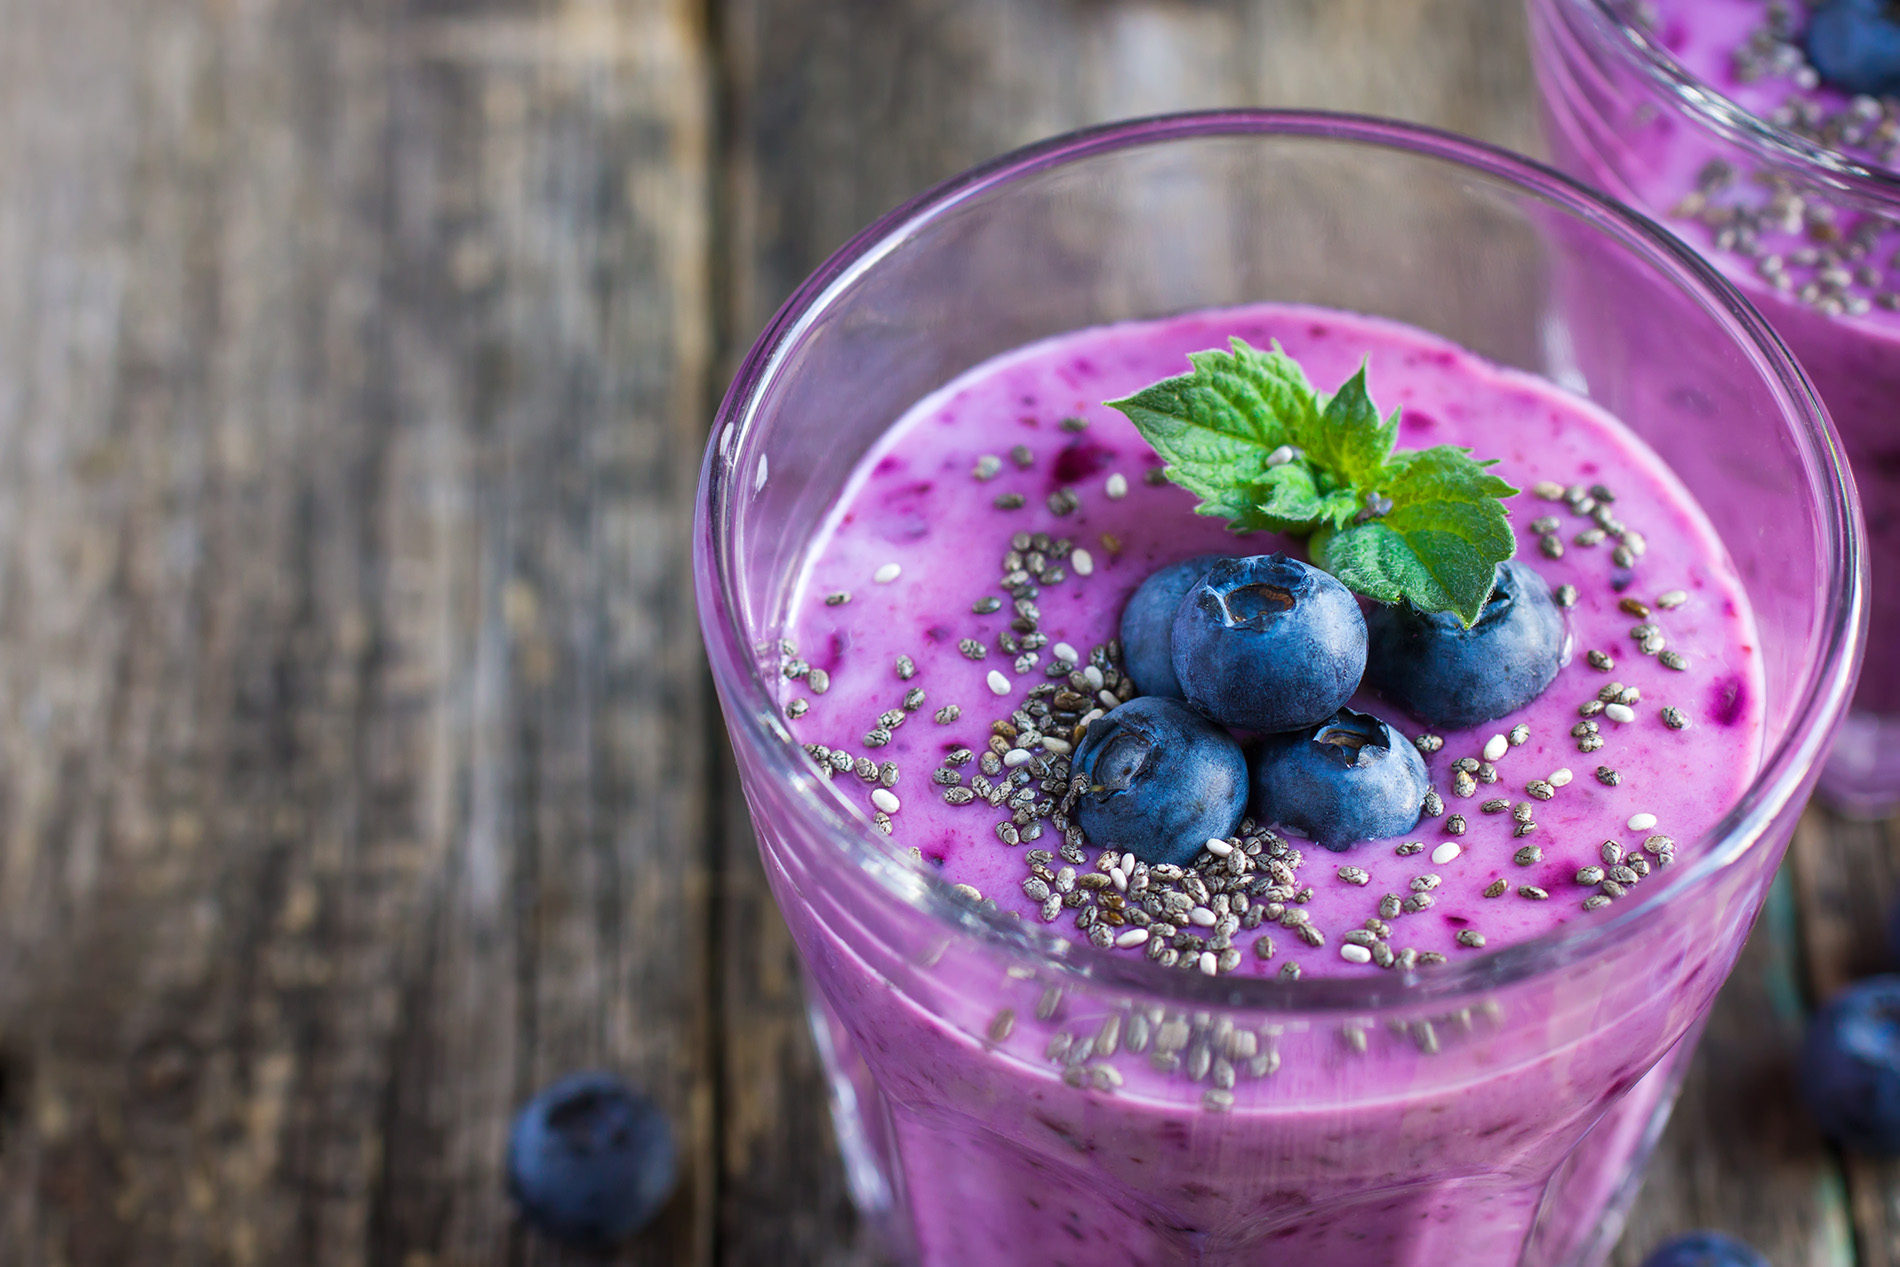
left=1534, top=0, right=1900, bottom=726
left=760, top=304, right=1767, bottom=1265
left=784, top=304, right=1762, bottom=979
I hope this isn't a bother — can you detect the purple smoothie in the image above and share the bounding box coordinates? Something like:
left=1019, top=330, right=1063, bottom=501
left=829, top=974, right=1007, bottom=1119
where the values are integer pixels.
left=768, top=304, right=1765, bottom=1263
left=1530, top=0, right=1900, bottom=806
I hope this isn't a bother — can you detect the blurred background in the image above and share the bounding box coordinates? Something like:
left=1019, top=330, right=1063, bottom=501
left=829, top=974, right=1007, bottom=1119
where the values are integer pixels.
left=0, top=0, right=1884, bottom=1263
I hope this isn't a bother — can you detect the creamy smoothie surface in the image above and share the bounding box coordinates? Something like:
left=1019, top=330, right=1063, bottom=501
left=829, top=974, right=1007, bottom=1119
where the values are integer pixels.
left=777, top=304, right=1765, bottom=982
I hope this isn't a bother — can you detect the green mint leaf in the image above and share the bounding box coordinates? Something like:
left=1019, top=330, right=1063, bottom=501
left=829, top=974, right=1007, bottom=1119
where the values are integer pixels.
left=1310, top=446, right=1519, bottom=627
left=1105, top=339, right=1325, bottom=529
left=1309, top=364, right=1399, bottom=494
left=1109, top=338, right=1519, bottom=626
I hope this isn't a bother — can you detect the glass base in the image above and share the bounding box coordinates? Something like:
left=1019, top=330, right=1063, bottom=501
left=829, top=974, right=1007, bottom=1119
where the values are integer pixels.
left=809, top=976, right=1701, bottom=1267
left=1818, top=710, right=1900, bottom=819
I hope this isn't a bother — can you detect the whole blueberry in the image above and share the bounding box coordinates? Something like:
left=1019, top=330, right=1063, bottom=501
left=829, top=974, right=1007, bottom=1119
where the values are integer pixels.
left=1800, top=975, right=1900, bottom=1154
left=1247, top=707, right=1428, bottom=850
left=1169, top=554, right=1366, bottom=733
left=1119, top=554, right=1225, bottom=698
left=1364, top=560, right=1566, bottom=731
left=1070, top=695, right=1250, bottom=867
left=507, top=1071, right=677, bottom=1246
left=1807, top=0, right=1900, bottom=97
left=1639, top=1231, right=1770, bottom=1267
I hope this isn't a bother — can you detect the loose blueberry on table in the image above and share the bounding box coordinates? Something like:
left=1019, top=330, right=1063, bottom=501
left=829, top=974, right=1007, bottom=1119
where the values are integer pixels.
left=1639, top=1230, right=1770, bottom=1267
left=1169, top=553, right=1367, bottom=733
left=1799, top=975, right=1900, bottom=1153
left=1070, top=694, right=1250, bottom=868
left=507, top=1071, right=677, bottom=1247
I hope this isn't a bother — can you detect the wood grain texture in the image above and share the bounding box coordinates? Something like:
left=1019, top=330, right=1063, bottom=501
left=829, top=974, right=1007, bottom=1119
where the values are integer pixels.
left=0, top=1, right=715, bottom=1263
left=1792, top=808, right=1900, bottom=1267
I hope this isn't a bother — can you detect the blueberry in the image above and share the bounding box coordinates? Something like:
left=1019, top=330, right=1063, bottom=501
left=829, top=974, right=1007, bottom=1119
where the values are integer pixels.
left=1364, top=560, right=1565, bottom=731
left=1119, top=554, right=1225, bottom=698
left=1639, top=1231, right=1770, bottom=1267
left=1800, top=975, right=1900, bottom=1154
left=1070, top=695, right=1249, bottom=867
left=507, top=1071, right=677, bottom=1246
left=1807, top=0, right=1900, bottom=97
left=1169, top=554, right=1366, bottom=733
left=1247, top=707, right=1427, bottom=850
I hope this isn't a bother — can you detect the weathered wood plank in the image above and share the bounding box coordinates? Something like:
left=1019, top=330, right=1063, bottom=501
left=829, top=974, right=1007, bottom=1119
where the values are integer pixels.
left=0, top=1, right=715, bottom=1263
left=1791, top=808, right=1900, bottom=1267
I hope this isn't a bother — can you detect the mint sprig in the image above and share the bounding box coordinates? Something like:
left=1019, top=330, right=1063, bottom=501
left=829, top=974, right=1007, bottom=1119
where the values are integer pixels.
left=1106, top=338, right=1517, bottom=627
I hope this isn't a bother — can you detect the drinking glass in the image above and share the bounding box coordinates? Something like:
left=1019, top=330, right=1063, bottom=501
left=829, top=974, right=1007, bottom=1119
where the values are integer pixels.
left=1530, top=0, right=1900, bottom=816
left=696, top=111, right=1863, bottom=1267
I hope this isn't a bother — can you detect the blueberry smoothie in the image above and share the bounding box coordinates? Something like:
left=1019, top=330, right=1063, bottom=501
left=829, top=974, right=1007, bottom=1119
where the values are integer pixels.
left=1530, top=0, right=1900, bottom=810
left=768, top=303, right=1765, bottom=1264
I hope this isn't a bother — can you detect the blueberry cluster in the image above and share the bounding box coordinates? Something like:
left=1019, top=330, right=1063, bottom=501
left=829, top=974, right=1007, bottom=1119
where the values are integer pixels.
left=1091, top=552, right=1565, bottom=862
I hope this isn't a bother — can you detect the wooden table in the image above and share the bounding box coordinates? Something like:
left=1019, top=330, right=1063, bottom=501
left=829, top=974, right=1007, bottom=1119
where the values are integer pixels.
left=0, top=1, right=1889, bottom=1263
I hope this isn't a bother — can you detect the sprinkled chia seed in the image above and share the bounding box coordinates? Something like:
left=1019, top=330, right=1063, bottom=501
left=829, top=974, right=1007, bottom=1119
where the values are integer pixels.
left=1600, top=879, right=1627, bottom=898
left=1047, top=487, right=1080, bottom=516
left=1549, top=768, right=1573, bottom=787
left=1657, top=589, right=1688, bottom=609
left=1477, top=761, right=1499, bottom=784
left=1422, top=789, right=1445, bottom=817
left=1661, top=706, right=1689, bottom=730
left=973, top=455, right=1002, bottom=481
left=1396, top=841, right=1424, bottom=857
left=1577, top=865, right=1606, bottom=885
left=1596, top=766, right=1621, bottom=787
left=1530, top=515, right=1561, bottom=534
left=1452, top=769, right=1477, bottom=798
left=1587, top=649, right=1615, bottom=671
left=825, top=591, right=851, bottom=606
left=1415, top=733, right=1444, bottom=754
left=1534, top=480, right=1565, bottom=499
left=1446, top=814, right=1467, bottom=835
left=1526, top=780, right=1554, bottom=801
left=1518, top=885, right=1549, bottom=901
left=1456, top=930, right=1487, bottom=949
left=1612, top=544, right=1636, bottom=568
left=1540, top=534, right=1565, bottom=559
left=1511, top=802, right=1535, bottom=823
left=1379, top=894, right=1404, bottom=918
left=808, top=668, right=830, bottom=695
left=786, top=699, right=808, bottom=718
left=1555, top=584, right=1578, bottom=608
left=1514, top=845, right=1542, bottom=866
left=1576, top=528, right=1606, bottom=547
left=1481, top=798, right=1509, bottom=814
left=1620, top=598, right=1652, bottom=618
left=1337, top=865, right=1371, bottom=886
left=1009, top=444, right=1034, bottom=469
left=994, top=493, right=1025, bottom=510
left=1484, top=878, right=1508, bottom=898
left=1659, top=650, right=1690, bottom=671
left=1583, top=894, right=1613, bottom=911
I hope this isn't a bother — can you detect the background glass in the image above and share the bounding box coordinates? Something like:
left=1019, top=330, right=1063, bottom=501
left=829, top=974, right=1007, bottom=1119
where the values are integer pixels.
left=1530, top=0, right=1900, bottom=817
left=697, top=112, right=1862, bottom=1267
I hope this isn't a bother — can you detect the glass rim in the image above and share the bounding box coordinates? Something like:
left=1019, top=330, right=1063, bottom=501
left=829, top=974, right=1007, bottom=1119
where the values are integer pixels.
left=1554, top=0, right=1900, bottom=200
left=696, top=109, right=1864, bottom=1012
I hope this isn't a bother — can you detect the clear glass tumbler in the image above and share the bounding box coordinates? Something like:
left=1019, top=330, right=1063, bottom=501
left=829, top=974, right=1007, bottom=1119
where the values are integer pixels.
left=1529, top=0, right=1900, bottom=816
left=696, top=113, right=1863, bottom=1267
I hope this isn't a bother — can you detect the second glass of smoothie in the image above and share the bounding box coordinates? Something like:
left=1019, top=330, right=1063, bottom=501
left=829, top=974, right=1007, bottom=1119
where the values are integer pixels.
left=1531, top=0, right=1899, bottom=815
left=697, top=113, right=1862, bottom=1266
